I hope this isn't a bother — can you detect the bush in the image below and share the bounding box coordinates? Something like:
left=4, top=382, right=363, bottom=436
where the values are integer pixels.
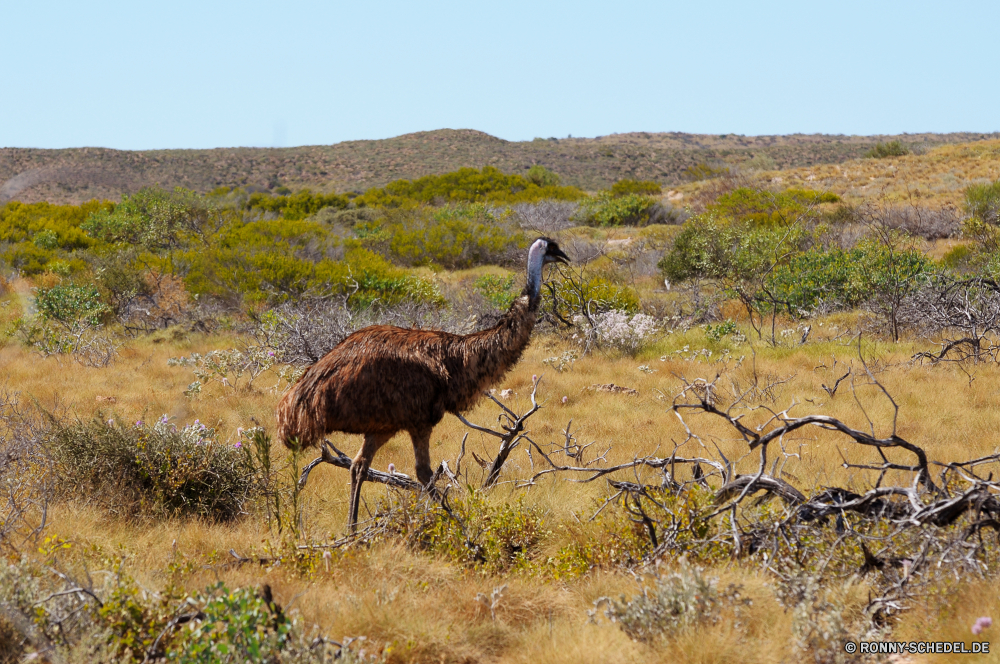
left=575, top=310, right=658, bottom=355
left=965, top=180, right=1000, bottom=226
left=246, top=188, right=349, bottom=221
left=610, top=179, right=662, bottom=197
left=525, top=164, right=561, bottom=187
left=941, top=243, right=974, bottom=271
left=362, top=204, right=528, bottom=269
left=178, top=214, right=439, bottom=307
left=386, top=492, right=546, bottom=574
left=711, top=187, right=839, bottom=227
left=82, top=188, right=217, bottom=249
left=48, top=417, right=263, bottom=521
left=575, top=193, right=662, bottom=227
left=682, top=162, right=729, bottom=181
left=0, top=199, right=107, bottom=249
left=474, top=274, right=519, bottom=310
left=0, top=563, right=377, bottom=664
left=865, top=140, right=909, bottom=158
left=35, top=283, right=107, bottom=325
left=549, top=274, right=641, bottom=318
left=1, top=242, right=56, bottom=275
left=765, top=242, right=934, bottom=315
left=600, top=563, right=749, bottom=642
left=352, top=166, right=586, bottom=208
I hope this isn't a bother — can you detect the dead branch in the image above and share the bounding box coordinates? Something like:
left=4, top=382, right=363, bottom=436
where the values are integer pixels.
left=455, top=376, right=543, bottom=488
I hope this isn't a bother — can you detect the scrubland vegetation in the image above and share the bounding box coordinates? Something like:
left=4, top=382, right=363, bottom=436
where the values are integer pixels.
left=4, top=142, right=1000, bottom=662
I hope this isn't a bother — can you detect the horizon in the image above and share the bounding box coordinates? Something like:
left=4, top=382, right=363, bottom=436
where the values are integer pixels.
left=7, top=127, right=1000, bottom=154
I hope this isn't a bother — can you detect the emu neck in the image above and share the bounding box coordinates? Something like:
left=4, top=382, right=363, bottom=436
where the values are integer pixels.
left=525, top=241, right=546, bottom=306
left=448, top=294, right=538, bottom=413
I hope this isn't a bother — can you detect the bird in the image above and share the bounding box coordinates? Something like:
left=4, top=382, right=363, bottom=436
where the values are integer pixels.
left=276, top=237, right=570, bottom=532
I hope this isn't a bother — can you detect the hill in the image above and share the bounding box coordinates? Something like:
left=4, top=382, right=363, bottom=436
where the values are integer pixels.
left=2, top=129, right=998, bottom=204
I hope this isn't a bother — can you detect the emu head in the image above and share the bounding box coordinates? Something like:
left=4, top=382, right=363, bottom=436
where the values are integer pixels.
left=526, top=237, right=570, bottom=300
left=538, top=237, right=570, bottom=265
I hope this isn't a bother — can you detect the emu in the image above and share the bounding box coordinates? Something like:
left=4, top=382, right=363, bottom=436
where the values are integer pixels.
left=276, top=237, right=570, bottom=532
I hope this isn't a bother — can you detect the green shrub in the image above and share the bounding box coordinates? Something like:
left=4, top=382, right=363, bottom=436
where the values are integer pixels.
left=170, top=582, right=290, bottom=663
left=940, top=243, right=975, bottom=271
left=549, top=274, right=641, bottom=315
left=0, top=199, right=107, bottom=248
left=525, top=164, right=561, bottom=187
left=32, top=229, right=59, bottom=250
left=705, top=319, right=738, bottom=341
left=610, top=179, right=662, bottom=197
left=35, top=283, right=107, bottom=325
left=474, top=274, right=519, bottom=309
left=576, top=193, right=660, bottom=227
left=353, top=166, right=585, bottom=208
left=711, top=187, right=839, bottom=227
left=864, top=140, right=909, bottom=158
left=964, top=179, right=1000, bottom=226
left=375, top=205, right=527, bottom=269
left=48, top=416, right=263, bottom=521
left=387, top=492, right=546, bottom=574
left=246, top=188, right=349, bottom=221
left=658, top=189, right=835, bottom=284
left=1, top=242, right=54, bottom=275
left=82, top=188, right=217, bottom=249
left=658, top=215, right=735, bottom=282
left=682, top=162, right=729, bottom=181
left=600, top=563, right=749, bottom=643
left=765, top=242, right=934, bottom=313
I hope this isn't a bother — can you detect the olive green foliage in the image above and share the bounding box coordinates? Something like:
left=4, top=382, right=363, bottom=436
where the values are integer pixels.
left=704, top=319, right=738, bottom=341
left=711, top=187, right=839, bottom=227
left=766, top=242, right=934, bottom=312
left=35, top=283, right=108, bottom=325
left=525, top=164, right=561, bottom=187
left=946, top=181, right=1000, bottom=273
left=171, top=582, right=291, bottom=663
left=82, top=188, right=215, bottom=249
left=179, top=217, right=340, bottom=302
left=246, top=188, right=349, bottom=221
left=658, top=213, right=809, bottom=284
left=549, top=273, right=641, bottom=315
left=0, top=200, right=108, bottom=274
left=474, top=274, right=519, bottom=310
left=682, top=162, right=729, bottom=181
left=0, top=561, right=370, bottom=664
left=610, top=179, right=662, bottom=197
left=601, top=563, right=748, bottom=643
left=864, top=140, right=910, bottom=158
left=576, top=192, right=661, bottom=227
left=659, top=187, right=837, bottom=283
left=387, top=492, right=546, bottom=574
left=964, top=179, right=1000, bottom=226
left=48, top=417, right=263, bottom=521
left=352, top=166, right=585, bottom=208
left=940, top=243, right=974, bottom=272
left=173, top=214, right=438, bottom=307
left=359, top=204, right=528, bottom=269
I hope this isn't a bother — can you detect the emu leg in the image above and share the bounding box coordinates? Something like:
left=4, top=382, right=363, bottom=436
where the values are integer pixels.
left=409, top=427, right=434, bottom=489
left=348, top=432, right=392, bottom=533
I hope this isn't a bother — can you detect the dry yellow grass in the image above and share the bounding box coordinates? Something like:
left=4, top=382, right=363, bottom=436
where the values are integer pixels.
left=668, top=139, right=1000, bottom=209
left=6, top=287, right=1000, bottom=661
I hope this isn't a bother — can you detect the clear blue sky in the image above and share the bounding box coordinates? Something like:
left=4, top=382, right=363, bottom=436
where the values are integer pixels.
left=2, top=0, right=998, bottom=150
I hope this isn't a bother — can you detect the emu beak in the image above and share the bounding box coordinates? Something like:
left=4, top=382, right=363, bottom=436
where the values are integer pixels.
left=547, top=246, right=570, bottom=264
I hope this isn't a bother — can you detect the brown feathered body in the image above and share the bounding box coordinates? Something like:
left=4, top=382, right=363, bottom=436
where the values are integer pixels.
left=276, top=294, right=537, bottom=448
